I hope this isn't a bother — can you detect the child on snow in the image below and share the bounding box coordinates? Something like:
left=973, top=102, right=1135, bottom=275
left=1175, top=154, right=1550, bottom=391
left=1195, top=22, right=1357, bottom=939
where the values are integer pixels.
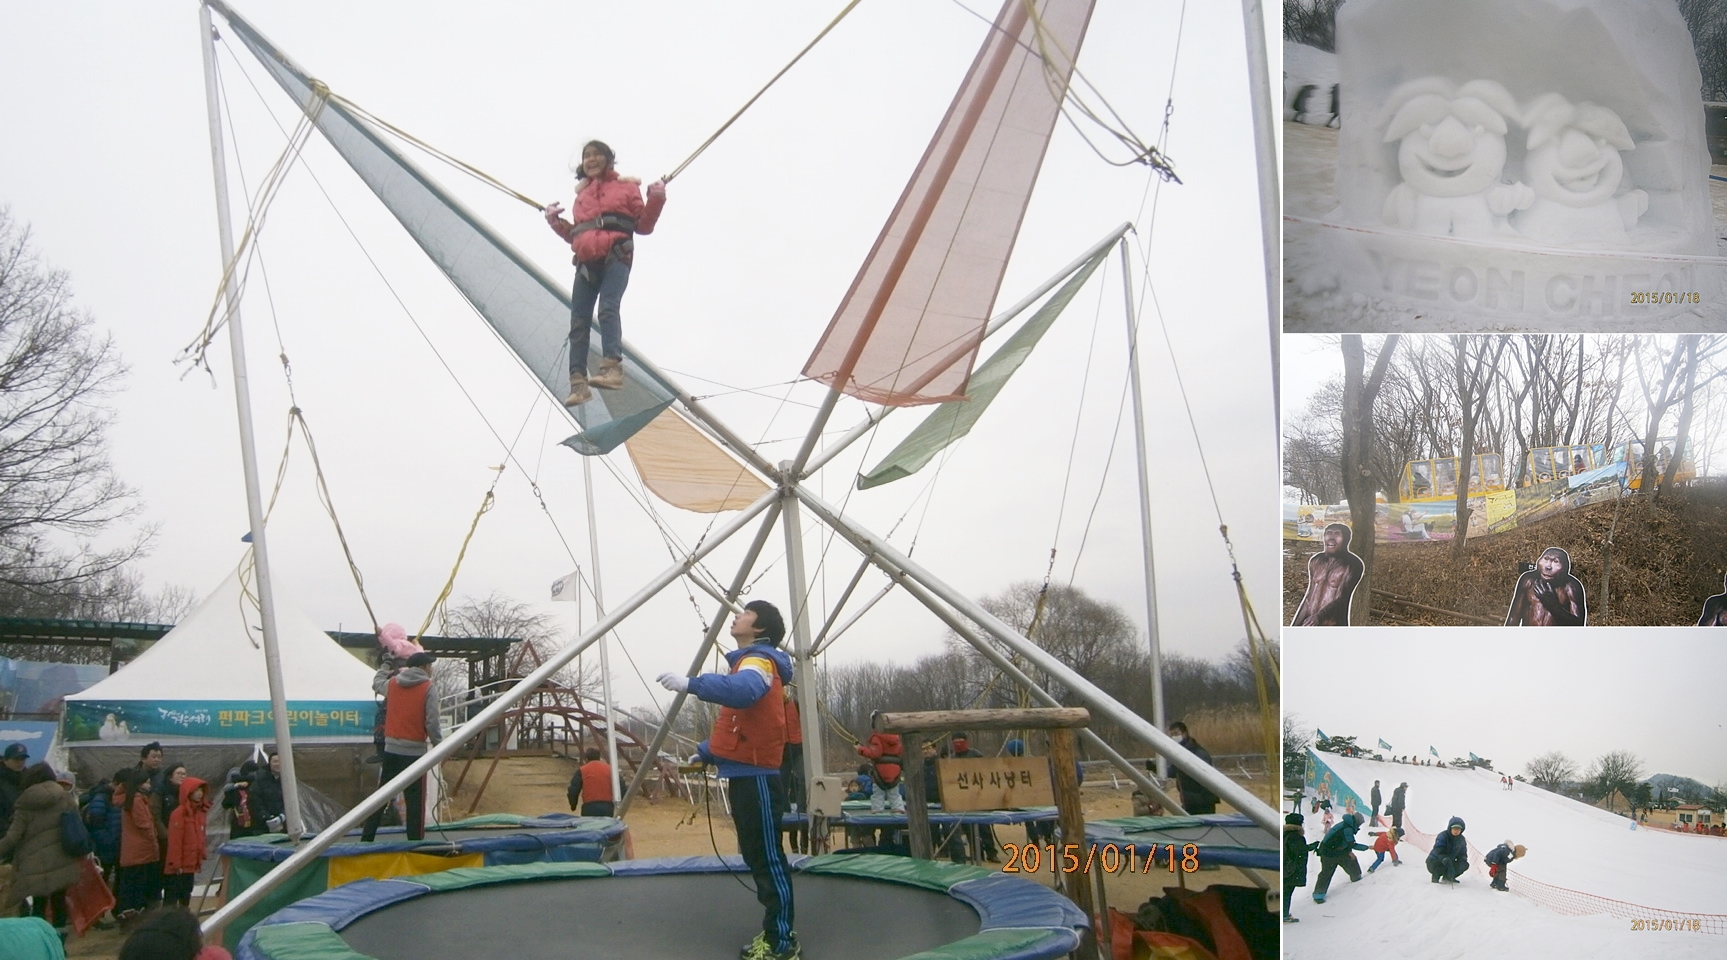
left=162, top=777, right=211, bottom=908
left=1367, top=826, right=1402, bottom=872
left=1484, top=840, right=1525, bottom=891
left=1283, top=813, right=1317, bottom=923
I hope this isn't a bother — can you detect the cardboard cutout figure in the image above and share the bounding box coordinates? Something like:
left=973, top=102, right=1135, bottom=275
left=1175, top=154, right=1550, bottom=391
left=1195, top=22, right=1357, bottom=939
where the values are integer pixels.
left=1697, top=575, right=1727, bottom=625
left=1504, top=547, right=1587, bottom=626
left=1292, top=522, right=1365, bottom=626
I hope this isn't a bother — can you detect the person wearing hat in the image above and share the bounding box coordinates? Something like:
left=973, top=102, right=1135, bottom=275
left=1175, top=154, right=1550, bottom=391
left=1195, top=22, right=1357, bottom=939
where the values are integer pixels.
left=361, top=651, right=442, bottom=842
left=1427, top=816, right=1469, bottom=883
left=0, top=743, right=28, bottom=838
left=1282, top=812, right=1317, bottom=922
left=1484, top=840, right=1525, bottom=891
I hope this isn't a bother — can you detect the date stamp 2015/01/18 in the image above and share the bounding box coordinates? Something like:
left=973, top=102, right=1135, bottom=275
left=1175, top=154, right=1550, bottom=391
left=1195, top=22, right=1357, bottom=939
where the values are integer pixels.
left=1629, top=291, right=1701, bottom=304
left=1001, top=842, right=1200, bottom=876
left=1630, top=918, right=1702, bottom=931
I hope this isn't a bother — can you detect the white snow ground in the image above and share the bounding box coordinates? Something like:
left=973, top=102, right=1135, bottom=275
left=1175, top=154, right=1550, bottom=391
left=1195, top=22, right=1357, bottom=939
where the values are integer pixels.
left=1285, top=754, right=1727, bottom=960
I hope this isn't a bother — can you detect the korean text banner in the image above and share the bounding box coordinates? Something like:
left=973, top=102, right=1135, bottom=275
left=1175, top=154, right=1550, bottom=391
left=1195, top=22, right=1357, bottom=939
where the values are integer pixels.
left=63, top=700, right=371, bottom=742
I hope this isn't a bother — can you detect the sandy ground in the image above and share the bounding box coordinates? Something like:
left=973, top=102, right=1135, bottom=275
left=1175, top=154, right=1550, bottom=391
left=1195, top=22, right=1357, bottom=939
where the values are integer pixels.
left=54, top=754, right=1276, bottom=959
left=1283, top=120, right=1727, bottom=330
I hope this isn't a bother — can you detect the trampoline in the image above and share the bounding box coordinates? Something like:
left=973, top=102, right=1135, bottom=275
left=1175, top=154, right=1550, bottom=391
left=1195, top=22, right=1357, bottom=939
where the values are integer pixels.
left=220, top=814, right=627, bottom=948
left=1084, top=814, right=1279, bottom=871
left=234, top=853, right=1087, bottom=960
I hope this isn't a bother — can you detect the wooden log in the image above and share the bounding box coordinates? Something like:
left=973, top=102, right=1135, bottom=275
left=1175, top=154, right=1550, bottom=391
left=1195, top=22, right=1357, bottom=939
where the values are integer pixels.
left=873, top=707, right=1090, bottom=733
left=1049, top=727, right=1098, bottom=959
left=900, top=729, right=934, bottom=860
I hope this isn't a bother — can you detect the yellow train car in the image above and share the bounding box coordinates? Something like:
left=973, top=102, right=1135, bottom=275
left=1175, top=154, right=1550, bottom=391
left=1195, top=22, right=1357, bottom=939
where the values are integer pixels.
left=1516, top=438, right=1693, bottom=490
left=1614, top=437, right=1694, bottom=490
left=1398, top=453, right=1506, bottom=503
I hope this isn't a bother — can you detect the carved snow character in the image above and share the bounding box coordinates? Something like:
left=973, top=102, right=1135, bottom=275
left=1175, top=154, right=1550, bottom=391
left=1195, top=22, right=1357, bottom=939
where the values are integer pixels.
left=1510, top=93, right=1647, bottom=246
left=1381, top=78, right=1534, bottom=238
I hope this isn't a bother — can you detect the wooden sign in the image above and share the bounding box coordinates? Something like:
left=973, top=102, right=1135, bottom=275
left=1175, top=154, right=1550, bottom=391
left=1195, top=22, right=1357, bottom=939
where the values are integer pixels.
left=936, top=756, right=1054, bottom=811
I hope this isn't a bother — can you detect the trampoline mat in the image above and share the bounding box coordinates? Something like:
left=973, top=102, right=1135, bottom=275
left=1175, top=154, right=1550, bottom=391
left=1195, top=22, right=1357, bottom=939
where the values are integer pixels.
left=339, top=873, right=982, bottom=959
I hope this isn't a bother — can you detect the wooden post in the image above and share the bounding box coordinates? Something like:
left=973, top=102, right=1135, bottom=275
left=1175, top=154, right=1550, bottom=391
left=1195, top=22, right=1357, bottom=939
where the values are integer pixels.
left=1049, top=727, right=1097, bottom=954
left=901, top=729, right=933, bottom=860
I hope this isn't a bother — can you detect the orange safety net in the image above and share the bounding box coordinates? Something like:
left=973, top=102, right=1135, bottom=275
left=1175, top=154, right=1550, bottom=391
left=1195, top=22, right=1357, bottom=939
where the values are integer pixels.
left=1398, top=815, right=1727, bottom=934
left=801, top=0, right=1097, bottom=406
left=623, top=409, right=770, bottom=513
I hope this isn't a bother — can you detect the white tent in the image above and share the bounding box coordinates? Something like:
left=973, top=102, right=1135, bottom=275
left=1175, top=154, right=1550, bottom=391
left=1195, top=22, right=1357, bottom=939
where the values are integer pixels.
left=62, top=563, right=375, bottom=745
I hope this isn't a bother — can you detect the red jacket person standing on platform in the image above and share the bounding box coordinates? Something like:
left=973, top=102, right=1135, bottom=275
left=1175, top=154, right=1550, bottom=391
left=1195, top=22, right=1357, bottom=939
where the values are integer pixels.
left=657, top=600, right=799, bottom=960
left=362, top=651, right=442, bottom=842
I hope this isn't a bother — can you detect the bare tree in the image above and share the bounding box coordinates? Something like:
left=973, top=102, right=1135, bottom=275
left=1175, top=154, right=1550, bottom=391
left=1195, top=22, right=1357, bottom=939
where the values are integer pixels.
left=1341, top=335, right=1400, bottom=625
left=1583, top=749, right=1646, bottom=803
left=0, top=208, right=146, bottom=615
left=1524, top=750, right=1580, bottom=791
left=441, top=592, right=597, bottom=698
left=1450, top=336, right=1508, bottom=559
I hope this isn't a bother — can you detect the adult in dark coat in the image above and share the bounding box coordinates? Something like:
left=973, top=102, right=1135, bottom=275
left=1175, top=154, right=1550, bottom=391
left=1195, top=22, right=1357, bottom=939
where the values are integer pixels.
left=1427, top=816, right=1469, bottom=882
left=1167, top=722, right=1218, bottom=814
left=250, top=754, right=287, bottom=833
left=1387, top=782, right=1408, bottom=829
left=1369, top=780, right=1382, bottom=821
left=1282, top=813, right=1316, bottom=923
left=0, top=764, right=81, bottom=923
left=1311, top=812, right=1368, bottom=902
left=0, top=742, right=29, bottom=838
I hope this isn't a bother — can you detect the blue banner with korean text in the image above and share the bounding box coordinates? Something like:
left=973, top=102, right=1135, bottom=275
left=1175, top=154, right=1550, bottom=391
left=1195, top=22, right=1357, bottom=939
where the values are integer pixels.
left=62, top=700, right=371, bottom=742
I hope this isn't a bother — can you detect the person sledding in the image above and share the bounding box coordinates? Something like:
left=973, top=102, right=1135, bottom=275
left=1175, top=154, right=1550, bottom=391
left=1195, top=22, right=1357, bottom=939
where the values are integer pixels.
left=1427, top=816, right=1469, bottom=883
left=1310, top=812, right=1368, bottom=903
left=1484, top=840, right=1525, bottom=892
left=543, top=140, right=666, bottom=406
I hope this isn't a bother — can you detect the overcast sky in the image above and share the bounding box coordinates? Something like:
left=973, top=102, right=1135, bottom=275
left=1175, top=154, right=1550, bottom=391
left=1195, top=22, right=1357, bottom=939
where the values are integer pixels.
left=1286, top=630, right=1727, bottom=787
left=0, top=2, right=1280, bottom=714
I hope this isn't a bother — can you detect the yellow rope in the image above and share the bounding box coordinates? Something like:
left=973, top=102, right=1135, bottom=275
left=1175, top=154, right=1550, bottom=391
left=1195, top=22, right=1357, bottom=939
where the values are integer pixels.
left=662, top=0, right=866, bottom=183
left=412, top=473, right=502, bottom=644
left=323, top=90, right=543, bottom=209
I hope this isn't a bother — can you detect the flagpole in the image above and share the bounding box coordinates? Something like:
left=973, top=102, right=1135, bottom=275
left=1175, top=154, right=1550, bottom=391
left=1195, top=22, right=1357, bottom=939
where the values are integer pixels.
left=199, top=1, right=303, bottom=839
left=581, top=457, right=622, bottom=802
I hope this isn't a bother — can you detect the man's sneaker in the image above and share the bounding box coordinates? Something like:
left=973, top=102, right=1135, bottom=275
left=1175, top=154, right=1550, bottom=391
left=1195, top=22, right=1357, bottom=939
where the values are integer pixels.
left=1368, top=863, right=1378, bottom=873
left=741, top=933, right=801, bottom=960
left=1283, top=915, right=1300, bottom=923
left=565, top=372, right=592, bottom=407
left=1431, top=876, right=1440, bottom=883
left=1311, top=893, right=1325, bottom=903
left=590, top=357, right=624, bottom=390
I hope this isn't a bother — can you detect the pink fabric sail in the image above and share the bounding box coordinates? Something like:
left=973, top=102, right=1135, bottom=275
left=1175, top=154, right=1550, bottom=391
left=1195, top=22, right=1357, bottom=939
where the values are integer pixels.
left=801, top=0, right=1096, bottom=406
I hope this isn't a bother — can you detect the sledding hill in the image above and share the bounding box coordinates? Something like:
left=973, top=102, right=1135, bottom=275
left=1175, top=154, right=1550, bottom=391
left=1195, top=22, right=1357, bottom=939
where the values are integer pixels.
left=1286, top=754, right=1727, bottom=960
left=1283, top=484, right=1727, bottom=626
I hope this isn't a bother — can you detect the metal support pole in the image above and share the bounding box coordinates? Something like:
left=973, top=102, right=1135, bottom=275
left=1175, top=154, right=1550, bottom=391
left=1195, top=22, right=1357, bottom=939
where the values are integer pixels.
left=199, top=1, right=303, bottom=839
left=792, top=485, right=1278, bottom=835
left=202, top=487, right=777, bottom=937
left=778, top=473, right=828, bottom=809
left=1239, top=0, right=1281, bottom=431
left=581, top=457, right=623, bottom=803
left=618, top=500, right=784, bottom=815
left=1119, top=239, right=1166, bottom=780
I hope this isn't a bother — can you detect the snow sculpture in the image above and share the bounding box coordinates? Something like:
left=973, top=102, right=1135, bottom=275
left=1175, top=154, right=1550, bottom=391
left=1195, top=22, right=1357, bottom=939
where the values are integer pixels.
left=1381, top=78, right=1532, bottom=238
left=1511, top=94, right=1647, bottom=246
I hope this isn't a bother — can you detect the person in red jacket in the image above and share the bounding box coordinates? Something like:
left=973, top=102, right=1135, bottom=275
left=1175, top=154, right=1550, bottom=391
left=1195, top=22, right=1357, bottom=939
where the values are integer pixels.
left=857, top=732, right=906, bottom=814
left=657, top=600, right=799, bottom=960
left=361, top=651, right=443, bottom=843
left=566, top=747, right=615, bottom=818
left=115, top=770, right=161, bottom=923
left=162, top=777, right=210, bottom=907
left=780, top=690, right=808, bottom=854
left=543, top=140, right=667, bottom=406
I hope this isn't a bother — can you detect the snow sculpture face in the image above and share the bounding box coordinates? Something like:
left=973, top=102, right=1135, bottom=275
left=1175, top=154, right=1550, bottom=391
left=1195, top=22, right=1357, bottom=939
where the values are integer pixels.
left=1385, top=79, right=1520, bottom=198
left=1521, top=95, right=1633, bottom=207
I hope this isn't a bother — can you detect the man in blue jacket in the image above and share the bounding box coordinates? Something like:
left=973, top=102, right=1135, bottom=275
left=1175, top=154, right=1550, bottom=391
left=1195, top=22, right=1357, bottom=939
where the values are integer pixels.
left=1427, top=816, right=1470, bottom=883
left=1311, top=812, right=1368, bottom=903
left=659, top=600, right=799, bottom=960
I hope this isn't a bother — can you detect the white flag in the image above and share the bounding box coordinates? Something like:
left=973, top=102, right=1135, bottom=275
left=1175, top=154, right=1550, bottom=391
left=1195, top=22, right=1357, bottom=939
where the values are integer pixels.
left=550, top=569, right=580, bottom=602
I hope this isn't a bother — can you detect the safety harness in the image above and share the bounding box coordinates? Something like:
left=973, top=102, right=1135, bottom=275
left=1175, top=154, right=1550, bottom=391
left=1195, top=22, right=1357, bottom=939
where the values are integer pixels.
left=571, top=212, right=638, bottom=282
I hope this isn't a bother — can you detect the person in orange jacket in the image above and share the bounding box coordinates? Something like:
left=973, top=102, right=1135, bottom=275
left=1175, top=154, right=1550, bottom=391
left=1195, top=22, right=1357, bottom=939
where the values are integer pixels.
left=543, top=140, right=667, bottom=406
left=162, top=776, right=211, bottom=908
left=566, top=747, right=615, bottom=818
left=115, top=770, right=161, bottom=922
left=857, top=732, right=906, bottom=814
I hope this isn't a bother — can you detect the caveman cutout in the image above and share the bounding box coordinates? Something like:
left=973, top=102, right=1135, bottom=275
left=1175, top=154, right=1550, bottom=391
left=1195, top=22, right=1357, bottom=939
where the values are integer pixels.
left=1511, top=94, right=1647, bottom=246
left=1382, top=78, right=1533, bottom=238
left=1291, top=522, right=1365, bottom=627
left=1504, top=547, right=1587, bottom=626
left=1697, top=575, right=1727, bottom=625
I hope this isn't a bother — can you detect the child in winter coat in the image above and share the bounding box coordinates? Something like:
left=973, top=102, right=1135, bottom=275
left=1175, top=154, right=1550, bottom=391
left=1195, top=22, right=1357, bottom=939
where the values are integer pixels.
left=1484, top=840, right=1525, bottom=891
left=162, top=778, right=210, bottom=908
left=116, top=772, right=162, bottom=921
left=83, top=769, right=126, bottom=882
left=1367, top=826, right=1402, bottom=872
left=856, top=733, right=906, bottom=814
left=1282, top=813, right=1316, bottom=923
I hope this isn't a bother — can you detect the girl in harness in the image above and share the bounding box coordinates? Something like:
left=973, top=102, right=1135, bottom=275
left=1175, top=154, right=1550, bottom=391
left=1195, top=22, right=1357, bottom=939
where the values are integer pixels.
left=543, top=140, right=667, bottom=406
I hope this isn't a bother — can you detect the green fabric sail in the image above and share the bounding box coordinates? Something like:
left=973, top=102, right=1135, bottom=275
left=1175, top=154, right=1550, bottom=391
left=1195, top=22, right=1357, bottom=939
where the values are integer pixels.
left=858, top=250, right=1107, bottom=489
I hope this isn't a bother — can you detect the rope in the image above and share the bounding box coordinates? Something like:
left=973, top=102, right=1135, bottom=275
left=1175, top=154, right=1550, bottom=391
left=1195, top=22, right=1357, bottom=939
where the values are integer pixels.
left=411, top=478, right=500, bottom=644
left=288, top=407, right=381, bottom=633
left=322, top=89, right=541, bottom=209
left=661, top=0, right=866, bottom=183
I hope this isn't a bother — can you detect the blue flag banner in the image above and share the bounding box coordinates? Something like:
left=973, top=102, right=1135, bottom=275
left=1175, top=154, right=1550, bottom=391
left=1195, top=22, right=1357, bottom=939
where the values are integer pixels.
left=1430, top=746, right=1439, bottom=757
left=1316, top=728, right=1329, bottom=741
left=1469, top=751, right=1482, bottom=763
left=1377, top=738, right=1393, bottom=750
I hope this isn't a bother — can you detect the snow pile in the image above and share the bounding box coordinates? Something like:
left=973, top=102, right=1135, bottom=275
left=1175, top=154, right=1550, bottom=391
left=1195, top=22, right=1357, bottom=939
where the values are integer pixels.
left=1287, top=754, right=1727, bottom=959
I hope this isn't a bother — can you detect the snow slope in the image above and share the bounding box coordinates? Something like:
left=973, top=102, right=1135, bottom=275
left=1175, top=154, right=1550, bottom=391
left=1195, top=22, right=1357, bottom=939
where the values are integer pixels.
left=1286, top=754, right=1727, bottom=960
